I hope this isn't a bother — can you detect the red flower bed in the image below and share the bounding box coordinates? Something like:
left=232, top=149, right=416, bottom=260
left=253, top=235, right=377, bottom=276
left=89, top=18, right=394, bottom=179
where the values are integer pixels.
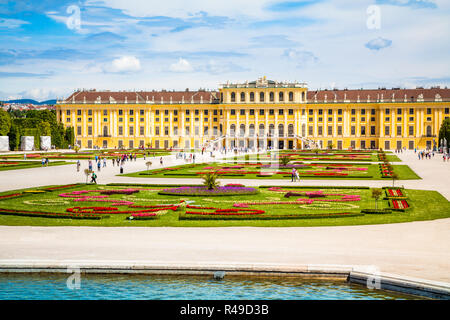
left=0, top=193, right=22, bottom=200
left=186, top=205, right=264, bottom=216
left=67, top=205, right=178, bottom=215
left=0, top=208, right=101, bottom=219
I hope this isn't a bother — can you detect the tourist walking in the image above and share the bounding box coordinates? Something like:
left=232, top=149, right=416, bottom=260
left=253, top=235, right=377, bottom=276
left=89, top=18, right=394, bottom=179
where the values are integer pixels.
left=291, top=167, right=296, bottom=182
left=76, top=160, right=81, bottom=172
left=295, top=168, right=300, bottom=182
left=88, top=160, right=93, bottom=171
left=90, top=172, right=97, bottom=184
left=120, top=163, right=124, bottom=174
left=160, top=157, right=163, bottom=166
left=97, top=160, right=101, bottom=172
left=103, top=158, right=107, bottom=167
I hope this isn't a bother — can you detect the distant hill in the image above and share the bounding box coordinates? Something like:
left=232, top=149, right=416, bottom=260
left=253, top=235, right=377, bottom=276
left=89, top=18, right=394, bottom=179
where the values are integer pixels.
left=0, top=99, right=57, bottom=105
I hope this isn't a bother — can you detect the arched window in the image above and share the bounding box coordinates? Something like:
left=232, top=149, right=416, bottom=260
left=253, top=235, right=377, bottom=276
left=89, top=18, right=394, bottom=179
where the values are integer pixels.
left=301, top=124, right=306, bottom=137
left=278, top=124, right=284, bottom=137
left=288, top=124, right=294, bottom=136
left=250, top=92, right=255, bottom=102
left=249, top=124, right=255, bottom=137
left=426, top=125, right=432, bottom=136
left=270, top=92, right=274, bottom=102
left=239, top=124, right=245, bottom=137
left=289, top=92, right=294, bottom=102
left=240, top=92, right=245, bottom=102
left=260, top=92, right=264, bottom=102
left=279, top=92, right=284, bottom=102
left=230, top=124, right=236, bottom=136
left=269, top=124, right=275, bottom=136
left=231, top=92, right=236, bottom=102
left=259, top=124, right=265, bottom=136
left=103, top=126, right=108, bottom=136
left=301, top=91, right=305, bottom=102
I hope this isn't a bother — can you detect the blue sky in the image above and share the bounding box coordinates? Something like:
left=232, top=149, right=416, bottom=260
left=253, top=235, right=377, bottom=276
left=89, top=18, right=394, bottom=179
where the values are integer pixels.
left=0, top=0, right=449, bottom=100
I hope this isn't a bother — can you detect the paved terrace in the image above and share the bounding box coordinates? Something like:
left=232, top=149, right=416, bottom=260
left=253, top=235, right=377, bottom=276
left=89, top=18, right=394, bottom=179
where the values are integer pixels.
left=0, top=149, right=449, bottom=283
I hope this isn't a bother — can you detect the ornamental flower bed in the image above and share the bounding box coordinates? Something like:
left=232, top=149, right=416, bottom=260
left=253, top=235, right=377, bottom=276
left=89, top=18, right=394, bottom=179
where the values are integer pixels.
left=0, top=193, right=23, bottom=200
left=158, top=186, right=258, bottom=196
left=185, top=205, right=265, bottom=216
left=0, top=208, right=102, bottom=219
left=391, top=199, right=410, bottom=211
left=386, top=188, right=404, bottom=198
left=59, top=189, right=139, bottom=205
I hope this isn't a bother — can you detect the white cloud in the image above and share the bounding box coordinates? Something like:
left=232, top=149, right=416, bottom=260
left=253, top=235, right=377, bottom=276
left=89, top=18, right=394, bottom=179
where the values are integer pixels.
left=365, top=37, right=393, bottom=50
left=169, top=58, right=194, bottom=73
left=0, top=18, right=30, bottom=29
left=107, top=56, right=141, bottom=73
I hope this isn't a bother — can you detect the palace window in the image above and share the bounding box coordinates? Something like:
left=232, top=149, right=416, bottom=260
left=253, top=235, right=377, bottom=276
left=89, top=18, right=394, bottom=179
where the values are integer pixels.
left=240, top=109, right=245, bottom=116
left=361, top=126, right=366, bottom=135
left=397, top=109, right=402, bottom=115
left=164, top=118, right=169, bottom=122
left=279, top=109, right=284, bottom=115
left=155, top=127, right=160, bottom=135
left=318, top=117, right=323, bottom=122
left=338, top=109, right=343, bottom=115
left=185, top=127, right=189, bottom=135
left=77, top=117, right=81, bottom=122
left=445, top=108, right=449, bottom=114
left=249, top=109, right=255, bottom=115
left=409, top=126, right=414, bottom=136
left=309, top=117, right=313, bottom=122
left=318, top=109, right=323, bottom=115
left=195, top=126, right=199, bottom=135
left=279, top=92, right=284, bottom=102
left=103, top=110, right=108, bottom=116
left=385, top=117, right=390, bottom=122
left=230, top=109, right=236, bottom=115
left=140, top=126, right=145, bottom=135
left=371, top=109, right=376, bottom=115
left=337, top=126, right=342, bottom=135
left=129, top=118, right=134, bottom=122
left=329, top=117, right=333, bottom=122
left=213, top=110, right=217, bottom=116
left=129, top=126, right=134, bottom=135
left=409, top=117, right=414, bottom=121
left=66, top=118, right=71, bottom=123
left=88, top=126, right=92, bottom=135
left=213, top=118, right=217, bottom=122
left=250, top=92, right=255, bottom=102
left=165, top=126, right=169, bottom=135
left=351, top=126, right=355, bottom=135
left=397, top=117, right=402, bottom=121
left=259, top=109, right=264, bottom=115
left=77, top=126, right=82, bottom=135
left=118, top=110, right=122, bottom=116
left=204, top=110, right=208, bottom=115
left=66, top=110, right=70, bottom=115
left=129, top=110, right=134, bottom=116
left=103, top=118, right=108, bottom=122
left=361, top=117, right=365, bottom=122
left=140, top=118, right=144, bottom=122
left=118, top=126, right=123, bottom=135
left=308, top=126, right=313, bottom=136
left=140, top=110, right=145, bottom=116
left=397, top=126, right=402, bottom=136
left=165, top=110, right=169, bottom=115
left=155, top=118, right=159, bottom=122
left=174, top=127, right=178, bottom=135
left=77, top=110, right=82, bottom=116
left=409, top=108, right=414, bottom=115
left=385, top=126, right=390, bottom=135
left=370, top=126, right=376, bottom=135
left=318, top=126, right=323, bottom=136
left=289, top=92, right=293, bottom=102
left=385, top=108, right=390, bottom=115
left=204, top=126, right=209, bottom=135
left=240, top=92, right=245, bottom=102
left=288, top=109, right=293, bottom=115
left=270, top=92, right=274, bottom=102
left=260, top=92, right=264, bottom=102
left=361, top=109, right=366, bottom=115
left=309, top=109, right=313, bottom=115
left=204, top=118, right=208, bottom=122
left=88, top=117, right=93, bottom=122
left=185, top=110, right=190, bottom=115
left=351, top=109, right=355, bottom=115
left=195, top=110, right=199, bottom=115
left=338, top=117, right=342, bottom=122
left=231, top=92, right=236, bottom=102
left=328, top=109, right=333, bottom=115
left=427, top=108, right=432, bottom=114
left=269, top=109, right=274, bottom=115
left=328, top=126, right=333, bottom=135
left=156, top=110, right=160, bottom=115
left=195, top=118, right=199, bottom=122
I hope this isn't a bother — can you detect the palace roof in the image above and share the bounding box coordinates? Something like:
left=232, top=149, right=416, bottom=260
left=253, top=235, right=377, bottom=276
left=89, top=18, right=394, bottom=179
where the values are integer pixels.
left=61, top=90, right=219, bottom=104
left=306, top=87, right=450, bottom=103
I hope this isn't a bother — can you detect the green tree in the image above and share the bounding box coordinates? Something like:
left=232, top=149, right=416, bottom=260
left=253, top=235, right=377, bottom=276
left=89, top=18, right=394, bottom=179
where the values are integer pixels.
left=371, top=188, right=382, bottom=210
left=0, top=109, right=11, bottom=136
left=391, top=172, right=399, bottom=187
left=439, top=118, right=450, bottom=149
left=279, top=155, right=291, bottom=166
left=202, top=171, right=220, bottom=190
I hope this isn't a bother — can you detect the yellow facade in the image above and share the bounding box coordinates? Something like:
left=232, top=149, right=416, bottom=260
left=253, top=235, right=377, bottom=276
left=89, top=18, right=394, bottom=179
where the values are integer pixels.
left=56, top=78, right=450, bottom=150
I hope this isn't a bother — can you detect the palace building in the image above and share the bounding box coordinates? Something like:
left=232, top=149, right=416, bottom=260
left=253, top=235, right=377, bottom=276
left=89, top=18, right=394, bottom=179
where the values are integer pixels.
left=56, top=77, right=450, bottom=150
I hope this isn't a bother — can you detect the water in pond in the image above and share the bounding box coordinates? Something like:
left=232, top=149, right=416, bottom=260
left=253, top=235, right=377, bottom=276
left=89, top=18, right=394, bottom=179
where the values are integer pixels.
left=0, top=273, right=419, bottom=300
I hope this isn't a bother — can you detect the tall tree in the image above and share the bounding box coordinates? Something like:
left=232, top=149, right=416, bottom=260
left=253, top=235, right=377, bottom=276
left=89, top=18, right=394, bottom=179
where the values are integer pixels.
left=0, top=109, right=11, bottom=136
left=439, top=118, right=450, bottom=149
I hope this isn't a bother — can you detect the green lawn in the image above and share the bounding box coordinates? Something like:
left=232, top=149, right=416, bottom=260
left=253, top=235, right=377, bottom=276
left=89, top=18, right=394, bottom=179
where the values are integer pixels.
left=122, top=162, right=420, bottom=180
left=0, top=183, right=447, bottom=227
left=0, top=160, right=72, bottom=171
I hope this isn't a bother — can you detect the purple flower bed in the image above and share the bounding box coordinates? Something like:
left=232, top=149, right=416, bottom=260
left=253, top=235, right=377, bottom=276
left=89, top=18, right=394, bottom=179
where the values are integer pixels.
left=158, top=186, right=258, bottom=196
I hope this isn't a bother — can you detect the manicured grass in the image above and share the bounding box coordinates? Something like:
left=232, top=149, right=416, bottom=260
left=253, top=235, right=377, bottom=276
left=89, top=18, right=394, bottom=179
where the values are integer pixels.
left=0, top=184, right=448, bottom=227
left=0, top=160, right=72, bottom=171
left=0, top=149, right=172, bottom=160
left=121, top=162, right=420, bottom=180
